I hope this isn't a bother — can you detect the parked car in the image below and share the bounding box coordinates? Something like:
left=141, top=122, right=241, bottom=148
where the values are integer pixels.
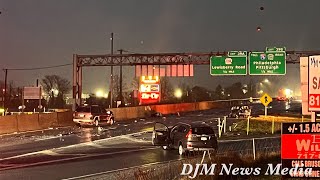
left=152, top=122, right=218, bottom=155
left=73, top=105, right=114, bottom=126
left=228, top=105, right=251, bottom=118
left=228, top=106, right=240, bottom=118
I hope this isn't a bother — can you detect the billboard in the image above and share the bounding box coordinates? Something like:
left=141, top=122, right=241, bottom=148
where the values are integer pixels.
left=308, top=55, right=320, bottom=111
left=282, top=122, right=320, bottom=178
left=24, top=87, right=41, bottom=100
left=139, top=76, right=160, bottom=104
left=135, top=65, right=193, bottom=77
left=300, top=57, right=311, bottom=115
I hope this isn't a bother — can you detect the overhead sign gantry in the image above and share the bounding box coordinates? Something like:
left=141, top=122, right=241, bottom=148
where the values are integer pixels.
left=73, top=50, right=319, bottom=107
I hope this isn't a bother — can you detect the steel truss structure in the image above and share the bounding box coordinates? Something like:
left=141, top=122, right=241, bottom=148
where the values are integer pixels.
left=73, top=50, right=320, bottom=107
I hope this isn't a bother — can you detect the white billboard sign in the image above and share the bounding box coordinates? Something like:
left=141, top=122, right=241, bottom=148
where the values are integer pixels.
left=308, top=55, right=320, bottom=111
left=300, top=57, right=311, bottom=115
left=24, top=87, right=41, bottom=100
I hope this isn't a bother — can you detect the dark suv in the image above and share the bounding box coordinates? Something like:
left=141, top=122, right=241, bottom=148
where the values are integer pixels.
left=73, top=105, right=114, bottom=126
left=152, top=122, right=218, bottom=155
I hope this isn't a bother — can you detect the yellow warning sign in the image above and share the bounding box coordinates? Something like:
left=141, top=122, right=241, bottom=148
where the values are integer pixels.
left=260, top=93, right=272, bottom=107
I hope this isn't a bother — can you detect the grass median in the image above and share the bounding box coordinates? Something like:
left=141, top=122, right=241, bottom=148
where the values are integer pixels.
left=222, top=115, right=309, bottom=139
left=234, top=119, right=281, bottom=135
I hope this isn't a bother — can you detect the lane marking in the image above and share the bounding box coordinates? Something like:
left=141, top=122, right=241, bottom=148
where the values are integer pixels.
left=0, top=147, right=158, bottom=171
left=85, top=142, right=105, bottom=148
left=121, top=135, right=152, bottom=143
left=35, top=136, right=61, bottom=141
left=0, top=131, right=151, bottom=161
left=41, top=150, right=60, bottom=156
left=0, top=151, right=43, bottom=161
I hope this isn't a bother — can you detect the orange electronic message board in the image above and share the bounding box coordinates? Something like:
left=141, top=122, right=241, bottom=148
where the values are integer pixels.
left=139, top=76, right=160, bottom=104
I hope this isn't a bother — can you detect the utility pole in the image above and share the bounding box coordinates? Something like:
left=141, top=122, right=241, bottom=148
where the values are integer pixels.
left=110, top=33, right=114, bottom=108
left=3, top=69, right=7, bottom=111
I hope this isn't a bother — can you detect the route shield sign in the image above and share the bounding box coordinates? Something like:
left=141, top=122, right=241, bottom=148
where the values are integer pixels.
left=210, top=51, right=247, bottom=75
left=260, top=93, right=272, bottom=107
left=249, top=47, right=286, bottom=75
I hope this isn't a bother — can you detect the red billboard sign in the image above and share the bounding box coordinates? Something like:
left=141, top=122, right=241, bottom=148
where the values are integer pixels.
left=282, top=122, right=320, bottom=178
left=141, top=92, right=160, bottom=100
left=139, top=76, right=160, bottom=104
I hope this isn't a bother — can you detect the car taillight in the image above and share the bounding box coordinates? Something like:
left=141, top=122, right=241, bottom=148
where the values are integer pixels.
left=186, top=129, right=192, bottom=140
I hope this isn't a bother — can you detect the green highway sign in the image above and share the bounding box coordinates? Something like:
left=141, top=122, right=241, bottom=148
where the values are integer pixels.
left=249, top=51, right=286, bottom=75
left=210, top=51, right=247, bottom=75
left=266, top=47, right=286, bottom=52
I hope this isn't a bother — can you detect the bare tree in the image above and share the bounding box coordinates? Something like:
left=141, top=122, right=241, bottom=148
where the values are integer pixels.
left=41, top=75, right=71, bottom=108
left=160, top=77, right=173, bottom=102
left=130, top=77, right=140, bottom=91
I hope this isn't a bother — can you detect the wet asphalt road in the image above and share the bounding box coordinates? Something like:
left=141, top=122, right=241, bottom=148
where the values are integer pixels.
left=0, top=102, right=295, bottom=180
left=0, top=108, right=229, bottom=158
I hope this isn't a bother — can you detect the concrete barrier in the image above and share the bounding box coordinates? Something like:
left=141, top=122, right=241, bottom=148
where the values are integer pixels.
left=110, top=106, right=149, bottom=121
left=39, top=113, right=58, bottom=128
left=150, top=103, right=196, bottom=115
left=0, top=101, right=226, bottom=134
left=57, top=112, right=74, bottom=126
left=149, top=101, right=222, bottom=115
left=17, top=114, right=41, bottom=132
left=0, top=115, right=18, bottom=134
left=198, top=101, right=209, bottom=110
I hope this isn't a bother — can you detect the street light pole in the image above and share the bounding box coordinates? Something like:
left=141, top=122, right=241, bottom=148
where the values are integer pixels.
left=110, top=33, right=114, bottom=108
left=3, top=69, right=7, bottom=111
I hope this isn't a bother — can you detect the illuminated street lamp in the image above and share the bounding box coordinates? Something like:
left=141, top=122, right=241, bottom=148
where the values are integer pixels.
left=96, top=90, right=104, bottom=98
left=51, top=89, right=59, bottom=96
left=284, top=88, right=293, bottom=98
left=264, top=79, right=269, bottom=83
left=174, top=89, right=183, bottom=99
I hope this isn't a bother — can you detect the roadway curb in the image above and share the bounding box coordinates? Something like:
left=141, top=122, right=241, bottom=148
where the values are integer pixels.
left=0, top=126, right=77, bottom=138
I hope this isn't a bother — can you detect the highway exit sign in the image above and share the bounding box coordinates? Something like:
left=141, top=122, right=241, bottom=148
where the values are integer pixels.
left=210, top=51, right=247, bottom=75
left=266, top=47, right=286, bottom=52
left=249, top=48, right=286, bottom=75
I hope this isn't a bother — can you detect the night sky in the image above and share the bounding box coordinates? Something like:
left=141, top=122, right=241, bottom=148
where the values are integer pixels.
left=1, top=0, right=320, bottom=96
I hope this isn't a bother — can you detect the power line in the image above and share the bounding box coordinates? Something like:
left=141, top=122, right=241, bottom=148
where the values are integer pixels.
left=3, top=63, right=72, bottom=71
